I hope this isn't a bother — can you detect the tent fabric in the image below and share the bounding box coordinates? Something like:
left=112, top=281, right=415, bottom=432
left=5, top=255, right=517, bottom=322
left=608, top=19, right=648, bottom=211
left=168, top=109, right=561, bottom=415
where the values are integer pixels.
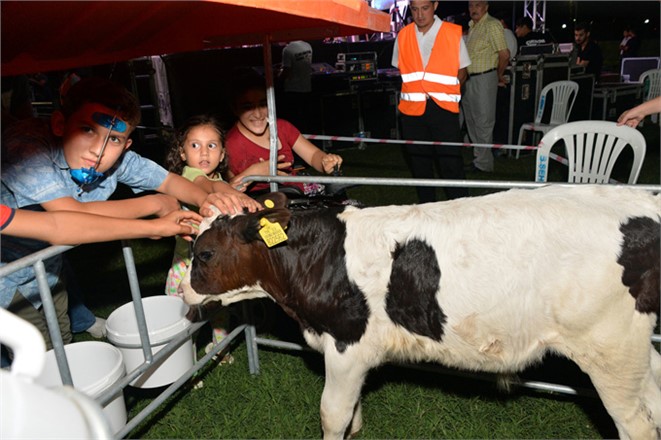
left=1, top=0, right=390, bottom=76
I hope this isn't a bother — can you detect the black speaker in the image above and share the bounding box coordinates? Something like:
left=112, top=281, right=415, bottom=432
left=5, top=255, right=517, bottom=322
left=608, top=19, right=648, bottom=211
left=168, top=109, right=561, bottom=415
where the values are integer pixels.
left=361, top=88, right=399, bottom=140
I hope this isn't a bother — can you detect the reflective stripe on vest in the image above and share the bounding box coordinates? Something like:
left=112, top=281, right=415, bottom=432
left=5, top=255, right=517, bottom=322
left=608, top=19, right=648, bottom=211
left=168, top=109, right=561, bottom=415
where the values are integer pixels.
left=401, top=71, right=460, bottom=86
left=400, top=92, right=461, bottom=102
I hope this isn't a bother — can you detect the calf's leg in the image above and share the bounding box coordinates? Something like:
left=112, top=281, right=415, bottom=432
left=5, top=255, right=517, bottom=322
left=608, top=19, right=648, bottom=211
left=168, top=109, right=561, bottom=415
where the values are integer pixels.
left=349, top=401, right=363, bottom=438
left=563, top=317, right=659, bottom=440
left=320, top=345, right=370, bottom=440
left=650, top=348, right=661, bottom=388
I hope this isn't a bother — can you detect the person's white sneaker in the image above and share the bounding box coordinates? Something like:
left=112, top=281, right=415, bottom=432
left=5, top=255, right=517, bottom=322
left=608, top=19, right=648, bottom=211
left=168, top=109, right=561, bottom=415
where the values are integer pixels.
left=86, top=317, right=107, bottom=338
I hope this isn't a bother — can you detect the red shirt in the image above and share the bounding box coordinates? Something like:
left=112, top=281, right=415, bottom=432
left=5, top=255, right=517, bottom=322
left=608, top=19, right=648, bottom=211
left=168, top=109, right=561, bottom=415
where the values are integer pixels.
left=226, top=118, right=303, bottom=193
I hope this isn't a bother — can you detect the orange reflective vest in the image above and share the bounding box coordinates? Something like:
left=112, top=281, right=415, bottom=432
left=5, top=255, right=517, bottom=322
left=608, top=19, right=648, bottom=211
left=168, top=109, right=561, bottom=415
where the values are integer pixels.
left=397, top=22, right=462, bottom=115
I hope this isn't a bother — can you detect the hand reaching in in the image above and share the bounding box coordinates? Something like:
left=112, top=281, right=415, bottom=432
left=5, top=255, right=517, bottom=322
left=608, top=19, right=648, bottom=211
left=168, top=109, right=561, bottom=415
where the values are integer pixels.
left=150, top=209, right=203, bottom=241
left=230, top=155, right=292, bottom=191
left=200, top=191, right=263, bottom=217
left=321, top=153, right=343, bottom=174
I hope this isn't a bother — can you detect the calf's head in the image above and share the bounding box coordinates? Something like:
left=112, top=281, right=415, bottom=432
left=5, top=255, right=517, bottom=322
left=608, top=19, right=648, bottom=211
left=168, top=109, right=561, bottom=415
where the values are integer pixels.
left=180, top=192, right=291, bottom=319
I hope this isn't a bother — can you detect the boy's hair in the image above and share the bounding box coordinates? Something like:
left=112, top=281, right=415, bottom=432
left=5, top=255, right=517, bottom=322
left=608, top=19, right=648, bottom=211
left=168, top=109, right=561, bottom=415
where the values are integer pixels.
left=60, top=77, right=141, bottom=128
left=165, top=114, right=228, bottom=177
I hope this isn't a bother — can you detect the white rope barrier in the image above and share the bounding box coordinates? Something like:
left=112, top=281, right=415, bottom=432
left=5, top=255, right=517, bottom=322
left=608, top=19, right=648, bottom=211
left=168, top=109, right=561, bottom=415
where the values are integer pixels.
left=304, top=133, right=538, bottom=151
left=303, top=133, right=571, bottom=167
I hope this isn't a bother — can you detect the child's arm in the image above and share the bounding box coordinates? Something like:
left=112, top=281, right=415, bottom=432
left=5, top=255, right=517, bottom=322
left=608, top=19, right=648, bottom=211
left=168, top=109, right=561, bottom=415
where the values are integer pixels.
left=41, top=194, right=181, bottom=218
left=291, top=135, right=343, bottom=174
left=159, top=173, right=262, bottom=216
left=227, top=155, right=291, bottom=191
left=3, top=208, right=202, bottom=244
left=617, top=96, right=661, bottom=128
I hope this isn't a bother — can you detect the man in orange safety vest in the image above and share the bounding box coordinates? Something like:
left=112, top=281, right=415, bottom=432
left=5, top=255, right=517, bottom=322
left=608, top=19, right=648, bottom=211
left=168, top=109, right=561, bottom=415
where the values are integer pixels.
left=392, top=0, right=471, bottom=202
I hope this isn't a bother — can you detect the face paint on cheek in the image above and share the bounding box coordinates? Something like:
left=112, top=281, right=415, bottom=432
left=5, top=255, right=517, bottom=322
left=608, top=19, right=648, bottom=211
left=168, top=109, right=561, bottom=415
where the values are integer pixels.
left=92, top=112, right=128, bottom=133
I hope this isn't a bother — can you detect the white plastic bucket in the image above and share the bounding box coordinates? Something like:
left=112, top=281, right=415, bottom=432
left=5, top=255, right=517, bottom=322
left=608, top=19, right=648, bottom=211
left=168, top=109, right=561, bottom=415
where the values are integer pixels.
left=35, top=341, right=127, bottom=435
left=1, top=308, right=112, bottom=439
left=105, top=295, right=194, bottom=389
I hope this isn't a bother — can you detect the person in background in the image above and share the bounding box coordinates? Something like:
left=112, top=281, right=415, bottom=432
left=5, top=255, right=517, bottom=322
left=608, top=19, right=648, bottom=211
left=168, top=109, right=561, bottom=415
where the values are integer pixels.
left=619, top=27, right=632, bottom=62
left=514, top=16, right=551, bottom=54
left=391, top=0, right=470, bottom=203
left=0, top=205, right=201, bottom=245
left=226, top=70, right=342, bottom=196
left=279, top=40, right=313, bottom=132
left=574, top=21, right=603, bottom=81
left=163, top=115, right=259, bottom=361
left=494, top=10, right=517, bottom=61
left=617, top=96, right=661, bottom=128
left=491, top=11, right=516, bottom=148
left=0, top=77, right=256, bottom=354
left=619, top=25, right=641, bottom=74
left=463, top=0, right=509, bottom=173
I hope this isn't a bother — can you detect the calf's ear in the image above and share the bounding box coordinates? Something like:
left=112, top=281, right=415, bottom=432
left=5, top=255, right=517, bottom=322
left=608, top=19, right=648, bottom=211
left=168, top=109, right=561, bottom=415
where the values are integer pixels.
left=241, top=208, right=292, bottom=243
left=254, top=191, right=289, bottom=209
left=259, top=208, right=291, bottom=230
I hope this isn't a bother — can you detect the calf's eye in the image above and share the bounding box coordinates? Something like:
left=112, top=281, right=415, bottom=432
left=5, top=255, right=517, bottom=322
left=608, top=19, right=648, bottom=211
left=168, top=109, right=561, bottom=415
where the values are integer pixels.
left=197, top=250, right=215, bottom=263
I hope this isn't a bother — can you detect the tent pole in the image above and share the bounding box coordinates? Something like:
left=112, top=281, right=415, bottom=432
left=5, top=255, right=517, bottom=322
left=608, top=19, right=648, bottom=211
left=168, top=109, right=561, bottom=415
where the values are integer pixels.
left=263, top=34, right=279, bottom=193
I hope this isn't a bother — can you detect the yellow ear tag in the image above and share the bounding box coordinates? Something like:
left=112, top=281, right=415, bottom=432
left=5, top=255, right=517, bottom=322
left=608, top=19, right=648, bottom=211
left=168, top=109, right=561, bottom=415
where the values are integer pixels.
left=264, top=199, right=275, bottom=209
left=259, top=217, right=288, bottom=247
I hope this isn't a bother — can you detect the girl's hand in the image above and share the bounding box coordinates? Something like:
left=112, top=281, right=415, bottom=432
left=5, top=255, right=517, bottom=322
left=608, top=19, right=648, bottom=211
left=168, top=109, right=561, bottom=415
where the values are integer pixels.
left=230, top=155, right=292, bottom=191
left=250, top=155, right=292, bottom=175
left=321, top=154, right=343, bottom=174
left=229, top=175, right=249, bottom=192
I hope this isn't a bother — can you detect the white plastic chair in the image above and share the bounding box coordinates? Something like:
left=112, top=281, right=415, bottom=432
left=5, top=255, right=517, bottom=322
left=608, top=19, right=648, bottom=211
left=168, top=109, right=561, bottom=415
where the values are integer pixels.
left=638, top=68, right=661, bottom=125
left=517, top=80, right=579, bottom=158
left=535, top=120, right=646, bottom=184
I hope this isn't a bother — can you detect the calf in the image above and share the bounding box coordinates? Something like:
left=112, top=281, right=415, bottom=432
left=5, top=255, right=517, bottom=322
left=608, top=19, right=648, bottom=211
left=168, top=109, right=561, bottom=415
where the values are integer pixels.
left=180, top=185, right=661, bottom=440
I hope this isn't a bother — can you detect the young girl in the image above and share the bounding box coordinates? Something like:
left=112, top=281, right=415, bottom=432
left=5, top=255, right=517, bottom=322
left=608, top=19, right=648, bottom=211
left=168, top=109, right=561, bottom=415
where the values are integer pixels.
left=164, top=114, right=260, bottom=358
left=225, top=70, right=343, bottom=195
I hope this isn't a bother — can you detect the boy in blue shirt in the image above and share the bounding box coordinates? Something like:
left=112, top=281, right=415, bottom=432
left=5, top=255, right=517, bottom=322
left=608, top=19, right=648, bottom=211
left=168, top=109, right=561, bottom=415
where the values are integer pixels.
left=1, top=77, right=260, bottom=353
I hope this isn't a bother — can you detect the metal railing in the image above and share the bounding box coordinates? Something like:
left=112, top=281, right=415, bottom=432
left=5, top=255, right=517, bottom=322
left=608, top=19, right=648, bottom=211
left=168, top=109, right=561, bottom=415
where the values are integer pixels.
left=0, top=241, right=252, bottom=439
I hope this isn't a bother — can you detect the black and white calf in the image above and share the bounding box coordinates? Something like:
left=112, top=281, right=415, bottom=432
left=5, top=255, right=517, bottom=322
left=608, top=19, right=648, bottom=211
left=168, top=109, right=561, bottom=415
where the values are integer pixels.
left=180, top=185, right=661, bottom=440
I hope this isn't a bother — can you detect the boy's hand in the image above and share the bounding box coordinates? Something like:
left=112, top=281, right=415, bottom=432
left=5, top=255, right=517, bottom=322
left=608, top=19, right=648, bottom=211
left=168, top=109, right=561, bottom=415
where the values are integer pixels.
left=149, top=210, right=202, bottom=240
left=200, top=192, right=263, bottom=217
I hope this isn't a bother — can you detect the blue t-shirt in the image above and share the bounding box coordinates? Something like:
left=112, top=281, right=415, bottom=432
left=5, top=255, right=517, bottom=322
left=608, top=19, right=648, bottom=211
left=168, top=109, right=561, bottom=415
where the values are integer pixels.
left=0, top=118, right=168, bottom=309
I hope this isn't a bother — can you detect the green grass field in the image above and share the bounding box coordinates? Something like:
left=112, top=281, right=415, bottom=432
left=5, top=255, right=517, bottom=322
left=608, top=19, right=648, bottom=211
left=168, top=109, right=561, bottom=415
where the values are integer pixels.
left=69, top=123, right=660, bottom=439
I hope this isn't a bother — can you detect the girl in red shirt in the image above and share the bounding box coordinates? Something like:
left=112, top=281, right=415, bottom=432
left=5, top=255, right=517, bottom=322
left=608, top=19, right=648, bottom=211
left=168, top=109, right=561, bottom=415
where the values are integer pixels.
left=226, top=72, right=342, bottom=195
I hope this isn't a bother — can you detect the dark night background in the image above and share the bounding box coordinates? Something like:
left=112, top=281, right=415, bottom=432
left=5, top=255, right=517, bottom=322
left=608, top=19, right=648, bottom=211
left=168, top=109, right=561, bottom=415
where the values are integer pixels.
left=420, top=1, right=660, bottom=42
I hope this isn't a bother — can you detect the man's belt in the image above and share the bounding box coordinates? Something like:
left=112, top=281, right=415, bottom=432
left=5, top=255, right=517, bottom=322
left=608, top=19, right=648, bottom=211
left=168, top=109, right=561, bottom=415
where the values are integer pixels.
left=469, top=68, right=496, bottom=77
